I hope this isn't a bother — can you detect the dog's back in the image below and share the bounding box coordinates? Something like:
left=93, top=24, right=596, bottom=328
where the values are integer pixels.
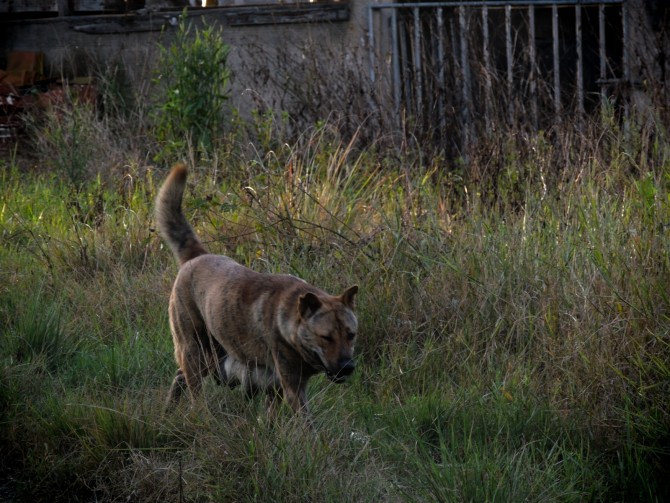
left=155, top=164, right=208, bottom=266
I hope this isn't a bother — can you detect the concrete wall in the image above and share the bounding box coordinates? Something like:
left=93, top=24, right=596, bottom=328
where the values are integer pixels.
left=3, top=1, right=669, bottom=146
left=1, top=2, right=371, bottom=126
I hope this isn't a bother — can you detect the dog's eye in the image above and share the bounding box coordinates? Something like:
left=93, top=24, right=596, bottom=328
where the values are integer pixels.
left=322, top=335, right=334, bottom=342
left=347, top=332, right=356, bottom=341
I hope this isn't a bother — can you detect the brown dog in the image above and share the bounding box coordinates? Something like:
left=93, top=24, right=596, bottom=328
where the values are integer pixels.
left=156, top=164, right=359, bottom=416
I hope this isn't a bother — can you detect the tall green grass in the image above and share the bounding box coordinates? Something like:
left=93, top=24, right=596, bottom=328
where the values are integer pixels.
left=1, top=112, right=669, bottom=501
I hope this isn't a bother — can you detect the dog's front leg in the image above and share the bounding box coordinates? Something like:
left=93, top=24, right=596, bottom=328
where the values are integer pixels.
left=281, top=380, right=309, bottom=415
left=265, top=387, right=283, bottom=420
left=268, top=367, right=311, bottom=418
left=280, top=381, right=315, bottom=430
left=270, top=349, right=314, bottom=424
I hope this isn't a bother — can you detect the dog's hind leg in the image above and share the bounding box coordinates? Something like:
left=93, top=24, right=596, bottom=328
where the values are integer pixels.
left=179, top=346, right=209, bottom=403
left=168, top=299, right=209, bottom=405
left=165, top=368, right=187, bottom=411
left=165, top=334, right=209, bottom=408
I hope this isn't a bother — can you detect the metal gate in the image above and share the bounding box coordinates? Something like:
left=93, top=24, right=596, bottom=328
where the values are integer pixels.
left=368, top=0, right=628, bottom=152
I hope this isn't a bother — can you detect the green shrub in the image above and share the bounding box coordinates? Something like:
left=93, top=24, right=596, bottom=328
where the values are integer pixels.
left=152, top=10, right=231, bottom=161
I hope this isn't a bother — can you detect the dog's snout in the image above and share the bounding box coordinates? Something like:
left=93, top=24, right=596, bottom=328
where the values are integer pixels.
left=338, top=358, right=355, bottom=376
left=326, top=358, right=356, bottom=383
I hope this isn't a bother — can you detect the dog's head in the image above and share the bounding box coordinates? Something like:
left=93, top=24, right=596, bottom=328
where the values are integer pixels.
left=296, top=286, right=359, bottom=383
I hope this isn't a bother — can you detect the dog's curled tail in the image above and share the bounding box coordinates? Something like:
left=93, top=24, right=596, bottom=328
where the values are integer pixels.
left=155, top=163, right=208, bottom=266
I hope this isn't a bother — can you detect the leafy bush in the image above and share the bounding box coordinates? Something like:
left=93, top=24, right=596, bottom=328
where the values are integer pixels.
left=152, top=11, right=231, bottom=161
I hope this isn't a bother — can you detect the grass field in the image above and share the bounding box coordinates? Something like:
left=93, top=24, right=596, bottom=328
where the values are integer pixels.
left=1, top=97, right=669, bottom=501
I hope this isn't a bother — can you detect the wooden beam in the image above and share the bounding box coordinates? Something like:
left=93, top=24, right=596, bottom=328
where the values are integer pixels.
left=217, top=4, right=350, bottom=27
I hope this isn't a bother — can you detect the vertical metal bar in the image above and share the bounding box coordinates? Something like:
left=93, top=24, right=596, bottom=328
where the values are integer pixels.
left=529, top=4, right=538, bottom=129
left=391, top=8, right=401, bottom=124
left=622, top=2, right=630, bottom=87
left=506, top=4, right=514, bottom=124
left=599, top=3, right=607, bottom=108
left=450, top=8, right=460, bottom=149
left=413, top=7, right=423, bottom=118
left=459, top=4, right=472, bottom=149
left=482, top=5, right=492, bottom=132
left=552, top=3, right=561, bottom=122
left=437, top=7, right=446, bottom=136
left=450, top=14, right=459, bottom=78
left=575, top=4, right=584, bottom=117
left=368, top=6, right=376, bottom=84
left=366, top=7, right=382, bottom=125
left=58, top=0, right=69, bottom=16
left=621, top=0, right=630, bottom=135
left=399, top=11, right=412, bottom=119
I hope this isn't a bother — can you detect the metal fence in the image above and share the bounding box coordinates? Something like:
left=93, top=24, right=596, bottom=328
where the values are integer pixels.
left=368, top=0, right=628, bottom=153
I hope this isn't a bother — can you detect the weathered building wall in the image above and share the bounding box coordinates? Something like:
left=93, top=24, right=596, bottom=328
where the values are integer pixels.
left=1, top=2, right=370, bottom=125
left=626, top=0, right=670, bottom=112
left=2, top=1, right=670, bottom=147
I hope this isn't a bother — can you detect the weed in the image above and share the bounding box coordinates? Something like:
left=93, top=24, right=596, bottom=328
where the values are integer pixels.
left=25, top=101, right=102, bottom=186
left=151, top=10, right=231, bottom=162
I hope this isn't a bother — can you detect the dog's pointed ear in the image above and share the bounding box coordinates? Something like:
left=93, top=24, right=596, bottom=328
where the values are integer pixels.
left=340, top=285, right=358, bottom=308
left=299, top=292, right=322, bottom=319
